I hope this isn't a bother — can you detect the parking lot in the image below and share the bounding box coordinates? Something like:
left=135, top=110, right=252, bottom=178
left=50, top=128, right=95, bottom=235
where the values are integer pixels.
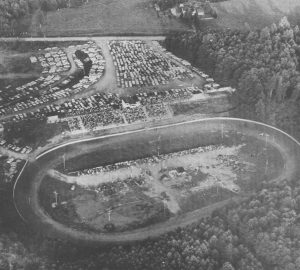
left=0, top=41, right=106, bottom=117
left=0, top=39, right=236, bottom=154
left=109, top=40, right=194, bottom=88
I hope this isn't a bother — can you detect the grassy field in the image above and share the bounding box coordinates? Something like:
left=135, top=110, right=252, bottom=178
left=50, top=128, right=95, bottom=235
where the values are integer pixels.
left=3, top=119, right=70, bottom=149
left=29, top=0, right=189, bottom=37
left=22, top=0, right=300, bottom=37
left=0, top=53, right=36, bottom=75
left=171, top=96, right=234, bottom=116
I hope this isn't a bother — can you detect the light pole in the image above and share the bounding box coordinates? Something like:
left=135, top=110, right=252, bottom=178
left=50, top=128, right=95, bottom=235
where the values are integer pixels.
left=157, top=134, right=161, bottom=156
left=54, top=190, right=58, bottom=204
left=63, top=154, right=66, bottom=171
left=52, top=190, right=58, bottom=208
left=265, top=158, right=269, bottom=174
left=265, top=134, right=270, bottom=174
left=108, top=209, right=112, bottom=222
left=265, top=133, right=270, bottom=147
left=163, top=199, right=166, bottom=217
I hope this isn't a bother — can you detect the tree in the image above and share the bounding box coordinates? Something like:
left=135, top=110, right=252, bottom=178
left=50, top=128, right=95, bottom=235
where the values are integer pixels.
left=278, top=17, right=291, bottom=30
left=270, top=23, right=278, bottom=34
left=221, top=262, right=235, bottom=270
left=260, top=27, right=271, bottom=41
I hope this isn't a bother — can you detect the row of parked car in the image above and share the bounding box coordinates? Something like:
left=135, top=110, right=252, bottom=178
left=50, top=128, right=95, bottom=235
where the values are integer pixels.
left=4, top=86, right=201, bottom=126
left=108, top=40, right=194, bottom=88
left=153, top=41, right=237, bottom=96
left=35, top=47, right=71, bottom=74
left=61, top=87, right=203, bottom=132
left=69, top=144, right=227, bottom=179
left=0, top=140, right=32, bottom=154
left=0, top=42, right=106, bottom=117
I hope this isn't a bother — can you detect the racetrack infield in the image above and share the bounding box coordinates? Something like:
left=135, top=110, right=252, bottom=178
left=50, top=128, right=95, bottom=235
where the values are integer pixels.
left=13, top=118, right=300, bottom=244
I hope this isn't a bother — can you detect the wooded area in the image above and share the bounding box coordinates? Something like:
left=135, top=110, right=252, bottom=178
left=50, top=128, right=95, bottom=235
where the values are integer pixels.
left=165, top=17, right=300, bottom=140
left=0, top=0, right=85, bottom=36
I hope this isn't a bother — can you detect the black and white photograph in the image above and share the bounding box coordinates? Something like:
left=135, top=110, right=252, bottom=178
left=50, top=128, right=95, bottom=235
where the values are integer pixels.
left=0, top=0, right=300, bottom=269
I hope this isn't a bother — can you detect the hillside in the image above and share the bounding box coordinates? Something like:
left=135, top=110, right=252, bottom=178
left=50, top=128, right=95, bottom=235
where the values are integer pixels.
left=210, top=0, right=300, bottom=29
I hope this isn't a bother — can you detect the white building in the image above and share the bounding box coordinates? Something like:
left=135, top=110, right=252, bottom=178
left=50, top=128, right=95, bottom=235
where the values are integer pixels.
left=47, top=115, right=59, bottom=123
left=121, top=100, right=141, bottom=109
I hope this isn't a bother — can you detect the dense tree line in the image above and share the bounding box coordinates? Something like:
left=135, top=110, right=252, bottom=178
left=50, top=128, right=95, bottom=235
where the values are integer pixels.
left=226, top=179, right=300, bottom=270
left=0, top=0, right=85, bottom=36
left=165, top=17, right=300, bottom=140
left=0, top=231, right=48, bottom=270
left=51, top=216, right=263, bottom=270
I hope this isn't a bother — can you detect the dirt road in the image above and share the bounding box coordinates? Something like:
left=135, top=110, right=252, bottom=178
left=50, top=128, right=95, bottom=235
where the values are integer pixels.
left=0, top=36, right=166, bottom=42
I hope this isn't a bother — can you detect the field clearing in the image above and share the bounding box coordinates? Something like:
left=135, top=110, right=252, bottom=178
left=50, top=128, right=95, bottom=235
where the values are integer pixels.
left=30, top=0, right=189, bottom=37
left=171, top=96, right=233, bottom=116
left=0, top=51, right=38, bottom=75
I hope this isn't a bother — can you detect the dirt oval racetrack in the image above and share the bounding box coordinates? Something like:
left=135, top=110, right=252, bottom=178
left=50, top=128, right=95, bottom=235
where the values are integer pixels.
left=13, top=118, right=300, bottom=245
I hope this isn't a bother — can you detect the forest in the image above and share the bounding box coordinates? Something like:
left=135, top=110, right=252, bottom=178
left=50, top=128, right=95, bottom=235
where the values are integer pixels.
left=165, top=17, right=300, bottom=141
left=0, top=0, right=84, bottom=36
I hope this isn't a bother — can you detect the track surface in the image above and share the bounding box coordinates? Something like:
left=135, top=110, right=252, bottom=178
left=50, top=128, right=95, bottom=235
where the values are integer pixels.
left=13, top=118, right=300, bottom=244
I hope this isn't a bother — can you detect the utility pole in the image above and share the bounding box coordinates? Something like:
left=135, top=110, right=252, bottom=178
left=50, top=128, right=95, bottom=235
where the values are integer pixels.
left=108, top=209, right=112, bottom=222
left=265, top=158, right=269, bottom=174
left=163, top=199, right=166, bottom=217
left=53, top=190, right=58, bottom=208
left=63, top=154, right=66, bottom=171
left=265, top=133, right=270, bottom=147
left=157, top=134, right=161, bottom=156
